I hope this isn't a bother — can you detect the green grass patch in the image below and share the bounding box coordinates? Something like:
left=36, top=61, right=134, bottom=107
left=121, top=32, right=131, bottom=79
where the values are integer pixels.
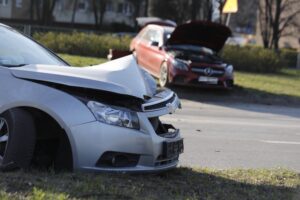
left=58, top=54, right=107, bottom=67
left=0, top=168, right=299, bottom=199
left=234, top=69, right=300, bottom=105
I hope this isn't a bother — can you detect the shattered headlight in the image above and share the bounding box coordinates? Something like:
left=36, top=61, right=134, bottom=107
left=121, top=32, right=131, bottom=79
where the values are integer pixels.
left=87, top=101, right=140, bottom=130
left=172, top=59, right=189, bottom=71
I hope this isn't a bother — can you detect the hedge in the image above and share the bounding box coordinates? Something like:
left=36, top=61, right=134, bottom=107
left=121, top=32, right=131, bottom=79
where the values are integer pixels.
left=221, top=45, right=287, bottom=73
left=280, top=48, right=298, bottom=68
left=34, top=32, right=298, bottom=73
left=34, top=32, right=132, bottom=58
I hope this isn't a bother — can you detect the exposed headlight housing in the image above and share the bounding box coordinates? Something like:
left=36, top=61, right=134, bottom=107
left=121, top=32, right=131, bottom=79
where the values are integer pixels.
left=172, top=59, right=189, bottom=71
left=87, top=101, right=140, bottom=130
left=225, top=65, right=234, bottom=76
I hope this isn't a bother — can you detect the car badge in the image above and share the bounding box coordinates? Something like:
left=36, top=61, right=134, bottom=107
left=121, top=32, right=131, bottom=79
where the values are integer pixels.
left=166, top=103, right=176, bottom=114
left=204, top=67, right=213, bottom=76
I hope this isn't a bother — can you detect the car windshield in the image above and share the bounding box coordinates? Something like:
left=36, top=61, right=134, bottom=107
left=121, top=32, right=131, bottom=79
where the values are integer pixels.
left=0, top=25, right=67, bottom=67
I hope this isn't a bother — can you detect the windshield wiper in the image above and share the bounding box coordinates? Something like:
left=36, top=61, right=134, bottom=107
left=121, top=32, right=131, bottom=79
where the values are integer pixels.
left=0, top=64, right=29, bottom=67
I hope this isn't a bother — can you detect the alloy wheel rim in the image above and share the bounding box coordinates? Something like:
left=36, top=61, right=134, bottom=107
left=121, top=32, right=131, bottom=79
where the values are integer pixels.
left=0, top=117, right=9, bottom=160
left=160, top=65, right=168, bottom=87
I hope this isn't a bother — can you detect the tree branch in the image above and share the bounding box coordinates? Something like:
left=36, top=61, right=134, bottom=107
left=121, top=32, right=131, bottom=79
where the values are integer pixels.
left=279, top=8, right=300, bottom=34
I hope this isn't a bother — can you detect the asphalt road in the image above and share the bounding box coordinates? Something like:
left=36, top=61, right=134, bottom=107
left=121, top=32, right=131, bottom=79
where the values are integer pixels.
left=162, top=99, right=300, bottom=172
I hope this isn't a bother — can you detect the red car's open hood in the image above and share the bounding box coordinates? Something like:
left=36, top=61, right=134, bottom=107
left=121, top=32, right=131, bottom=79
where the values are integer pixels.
left=166, top=21, right=232, bottom=52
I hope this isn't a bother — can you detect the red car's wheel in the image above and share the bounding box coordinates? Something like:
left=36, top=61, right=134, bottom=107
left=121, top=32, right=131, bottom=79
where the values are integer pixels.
left=159, top=62, right=169, bottom=88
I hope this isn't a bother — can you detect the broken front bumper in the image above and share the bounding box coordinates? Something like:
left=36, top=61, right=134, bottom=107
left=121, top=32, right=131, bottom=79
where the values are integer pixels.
left=70, top=89, right=183, bottom=172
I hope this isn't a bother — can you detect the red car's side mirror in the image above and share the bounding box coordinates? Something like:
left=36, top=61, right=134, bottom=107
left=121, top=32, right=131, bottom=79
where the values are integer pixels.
left=150, top=41, right=159, bottom=47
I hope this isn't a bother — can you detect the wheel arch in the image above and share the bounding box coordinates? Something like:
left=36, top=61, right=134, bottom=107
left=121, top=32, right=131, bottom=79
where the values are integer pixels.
left=0, top=105, right=75, bottom=171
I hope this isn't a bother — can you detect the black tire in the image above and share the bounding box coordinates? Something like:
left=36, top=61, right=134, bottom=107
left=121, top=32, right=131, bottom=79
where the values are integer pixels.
left=0, top=108, right=36, bottom=170
left=159, top=62, right=169, bottom=88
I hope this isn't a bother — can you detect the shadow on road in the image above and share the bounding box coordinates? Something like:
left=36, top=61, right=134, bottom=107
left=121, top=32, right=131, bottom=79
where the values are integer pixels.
left=170, top=85, right=300, bottom=119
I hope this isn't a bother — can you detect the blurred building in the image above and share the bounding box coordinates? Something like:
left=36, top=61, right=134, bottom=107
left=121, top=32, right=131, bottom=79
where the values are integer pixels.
left=53, top=0, right=147, bottom=26
left=0, top=0, right=30, bottom=19
left=0, top=0, right=146, bottom=27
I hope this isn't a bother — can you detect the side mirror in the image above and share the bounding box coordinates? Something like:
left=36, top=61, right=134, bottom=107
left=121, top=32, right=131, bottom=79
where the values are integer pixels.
left=150, top=41, right=159, bottom=47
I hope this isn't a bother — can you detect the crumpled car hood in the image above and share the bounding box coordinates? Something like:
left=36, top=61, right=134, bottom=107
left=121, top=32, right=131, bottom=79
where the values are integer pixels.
left=167, top=21, right=232, bottom=52
left=10, top=55, right=156, bottom=100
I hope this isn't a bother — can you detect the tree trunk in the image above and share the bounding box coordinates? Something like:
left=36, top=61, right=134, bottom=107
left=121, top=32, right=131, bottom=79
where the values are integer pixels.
left=41, top=0, right=47, bottom=24
left=71, top=0, right=78, bottom=24
left=30, top=0, right=34, bottom=21
left=92, top=0, right=99, bottom=28
left=144, top=0, right=149, bottom=16
left=50, top=0, right=57, bottom=16
left=272, top=0, right=282, bottom=52
left=206, top=0, right=213, bottom=21
left=99, top=0, right=107, bottom=28
left=35, top=0, right=41, bottom=22
left=191, top=0, right=200, bottom=20
left=129, top=0, right=141, bottom=29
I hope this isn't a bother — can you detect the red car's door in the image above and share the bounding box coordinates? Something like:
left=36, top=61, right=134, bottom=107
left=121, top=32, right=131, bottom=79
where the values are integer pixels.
left=135, top=39, right=151, bottom=73
left=135, top=28, right=165, bottom=77
left=145, top=29, right=165, bottom=77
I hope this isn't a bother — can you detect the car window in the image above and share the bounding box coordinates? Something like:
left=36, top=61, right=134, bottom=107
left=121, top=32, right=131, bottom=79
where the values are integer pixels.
left=142, top=29, right=161, bottom=44
left=0, top=26, right=67, bottom=67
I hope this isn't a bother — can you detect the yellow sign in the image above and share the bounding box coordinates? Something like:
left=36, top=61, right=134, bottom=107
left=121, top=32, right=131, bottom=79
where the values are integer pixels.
left=223, top=0, right=238, bottom=13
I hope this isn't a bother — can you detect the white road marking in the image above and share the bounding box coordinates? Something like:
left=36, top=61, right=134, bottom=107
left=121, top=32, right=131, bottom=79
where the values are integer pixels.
left=162, top=116, right=300, bottom=128
left=260, top=140, right=300, bottom=145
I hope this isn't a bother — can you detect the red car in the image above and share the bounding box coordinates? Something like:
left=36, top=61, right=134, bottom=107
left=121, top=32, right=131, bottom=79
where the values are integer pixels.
left=130, top=21, right=234, bottom=88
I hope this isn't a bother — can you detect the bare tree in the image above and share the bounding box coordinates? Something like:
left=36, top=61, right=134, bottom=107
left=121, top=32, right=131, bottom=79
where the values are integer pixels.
left=144, top=0, right=149, bottom=16
left=259, top=0, right=300, bottom=50
left=30, top=0, right=57, bottom=25
left=148, top=0, right=195, bottom=23
left=204, top=0, right=213, bottom=21
left=30, top=0, right=34, bottom=21
left=92, top=0, right=108, bottom=29
left=42, top=0, right=57, bottom=25
left=191, top=0, right=201, bottom=21
left=128, top=0, right=141, bottom=20
left=71, top=0, right=78, bottom=24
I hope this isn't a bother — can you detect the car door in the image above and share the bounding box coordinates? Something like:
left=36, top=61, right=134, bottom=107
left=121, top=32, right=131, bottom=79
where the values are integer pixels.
left=145, top=29, right=165, bottom=77
left=135, top=28, right=164, bottom=76
left=133, top=27, right=152, bottom=73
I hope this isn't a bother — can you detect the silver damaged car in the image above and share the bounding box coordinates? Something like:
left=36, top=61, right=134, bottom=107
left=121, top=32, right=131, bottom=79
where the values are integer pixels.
left=0, top=24, right=183, bottom=172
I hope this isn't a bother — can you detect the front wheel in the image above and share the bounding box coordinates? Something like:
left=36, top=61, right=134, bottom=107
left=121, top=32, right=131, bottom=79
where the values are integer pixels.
left=0, top=108, right=36, bottom=171
left=159, top=62, right=169, bottom=88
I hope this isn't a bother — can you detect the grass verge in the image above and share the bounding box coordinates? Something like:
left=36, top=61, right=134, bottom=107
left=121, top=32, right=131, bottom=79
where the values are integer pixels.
left=0, top=168, right=299, bottom=200
left=58, top=54, right=107, bottom=67
left=234, top=69, right=300, bottom=104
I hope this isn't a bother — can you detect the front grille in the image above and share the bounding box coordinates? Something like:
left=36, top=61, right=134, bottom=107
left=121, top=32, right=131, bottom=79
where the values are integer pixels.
left=149, top=117, right=179, bottom=138
left=191, top=66, right=225, bottom=77
left=143, top=94, right=176, bottom=111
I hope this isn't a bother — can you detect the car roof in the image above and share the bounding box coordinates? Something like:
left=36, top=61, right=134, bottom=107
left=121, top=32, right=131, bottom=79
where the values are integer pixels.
left=145, top=24, right=175, bottom=33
